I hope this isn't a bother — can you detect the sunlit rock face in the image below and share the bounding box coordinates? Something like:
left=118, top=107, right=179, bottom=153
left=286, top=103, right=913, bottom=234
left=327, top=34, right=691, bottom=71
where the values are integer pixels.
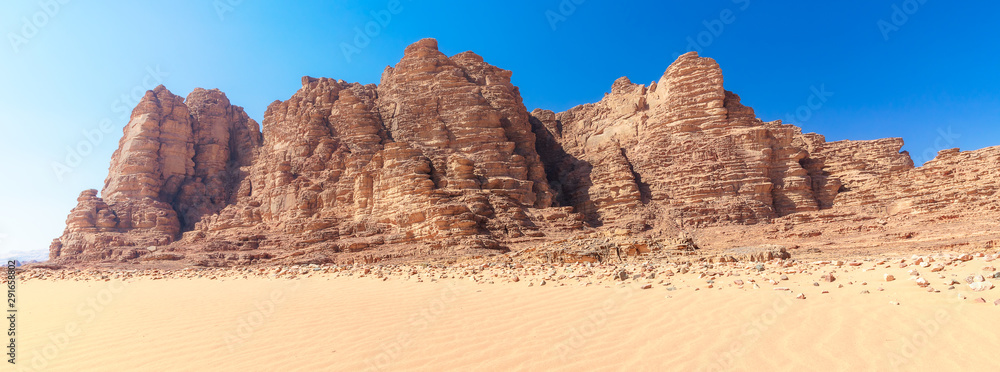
left=51, top=39, right=999, bottom=266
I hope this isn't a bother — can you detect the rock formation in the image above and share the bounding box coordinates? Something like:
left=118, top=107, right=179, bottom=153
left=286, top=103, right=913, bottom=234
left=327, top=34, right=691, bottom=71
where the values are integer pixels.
left=50, top=39, right=1000, bottom=266
left=50, top=87, right=261, bottom=262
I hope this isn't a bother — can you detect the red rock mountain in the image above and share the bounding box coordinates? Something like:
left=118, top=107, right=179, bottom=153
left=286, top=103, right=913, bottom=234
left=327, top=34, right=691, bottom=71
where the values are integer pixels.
left=50, top=39, right=1000, bottom=266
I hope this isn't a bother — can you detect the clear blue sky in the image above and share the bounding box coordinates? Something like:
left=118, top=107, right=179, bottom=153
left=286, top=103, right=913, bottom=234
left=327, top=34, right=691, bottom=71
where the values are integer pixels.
left=1, top=0, right=998, bottom=260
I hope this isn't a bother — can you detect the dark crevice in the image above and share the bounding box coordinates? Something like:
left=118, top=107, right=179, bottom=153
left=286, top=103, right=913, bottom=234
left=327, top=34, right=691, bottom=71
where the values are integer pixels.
left=619, top=147, right=651, bottom=204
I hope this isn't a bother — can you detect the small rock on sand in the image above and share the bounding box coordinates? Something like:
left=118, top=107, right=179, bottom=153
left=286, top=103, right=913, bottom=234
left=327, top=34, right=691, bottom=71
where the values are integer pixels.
left=915, top=277, right=930, bottom=287
left=969, top=281, right=994, bottom=292
left=884, top=274, right=896, bottom=282
left=615, top=270, right=628, bottom=281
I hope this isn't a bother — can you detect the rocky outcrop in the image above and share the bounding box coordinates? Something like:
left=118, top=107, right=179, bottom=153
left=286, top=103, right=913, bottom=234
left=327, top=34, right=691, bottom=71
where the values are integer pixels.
left=534, top=53, right=835, bottom=228
left=50, top=87, right=261, bottom=262
left=50, top=39, right=1000, bottom=266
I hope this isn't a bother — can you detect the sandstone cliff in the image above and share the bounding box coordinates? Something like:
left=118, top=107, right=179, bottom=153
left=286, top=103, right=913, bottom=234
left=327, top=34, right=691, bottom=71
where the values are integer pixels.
left=50, top=39, right=1000, bottom=266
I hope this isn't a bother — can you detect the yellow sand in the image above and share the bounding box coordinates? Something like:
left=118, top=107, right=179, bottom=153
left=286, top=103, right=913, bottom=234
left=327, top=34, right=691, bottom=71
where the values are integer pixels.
left=13, top=267, right=1000, bottom=371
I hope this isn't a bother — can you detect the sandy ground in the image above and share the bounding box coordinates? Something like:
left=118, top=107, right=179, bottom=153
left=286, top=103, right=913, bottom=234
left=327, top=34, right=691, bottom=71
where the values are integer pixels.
left=10, top=254, right=1000, bottom=371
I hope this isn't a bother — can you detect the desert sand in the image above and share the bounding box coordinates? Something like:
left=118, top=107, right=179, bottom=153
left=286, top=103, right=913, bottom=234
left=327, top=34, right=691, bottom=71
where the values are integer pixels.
left=10, top=252, right=1000, bottom=371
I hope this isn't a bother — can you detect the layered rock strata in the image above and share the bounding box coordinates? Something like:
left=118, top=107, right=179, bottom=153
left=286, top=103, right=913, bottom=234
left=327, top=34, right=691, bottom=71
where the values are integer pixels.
left=50, top=39, right=1000, bottom=266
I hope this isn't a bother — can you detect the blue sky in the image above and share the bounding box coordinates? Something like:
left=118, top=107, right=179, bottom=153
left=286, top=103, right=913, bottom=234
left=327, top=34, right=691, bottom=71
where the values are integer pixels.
left=1, top=0, right=998, bottom=259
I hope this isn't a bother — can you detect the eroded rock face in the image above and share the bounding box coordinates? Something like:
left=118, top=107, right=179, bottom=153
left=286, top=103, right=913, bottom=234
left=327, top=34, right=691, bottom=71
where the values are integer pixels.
left=50, top=87, right=261, bottom=262
left=534, top=53, right=833, bottom=228
left=51, top=39, right=1000, bottom=266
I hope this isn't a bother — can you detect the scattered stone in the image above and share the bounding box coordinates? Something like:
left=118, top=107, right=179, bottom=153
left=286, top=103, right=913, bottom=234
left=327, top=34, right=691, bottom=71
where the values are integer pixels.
left=615, top=270, right=628, bottom=281
left=821, top=273, right=835, bottom=282
left=884, top=274, right=896, bottom=282
left=780, top=274, right=789, bottom=281
left=969, top=281, right=994, bottom=292
left=915, top=277, right=930, bottom=287
left=974, top=298, right=987, bottom=304
left=733, top=279, right=744, bottom=286
left=796, top=293, right=806, bottom=300
left=641, top=284, right=652, bottom=290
